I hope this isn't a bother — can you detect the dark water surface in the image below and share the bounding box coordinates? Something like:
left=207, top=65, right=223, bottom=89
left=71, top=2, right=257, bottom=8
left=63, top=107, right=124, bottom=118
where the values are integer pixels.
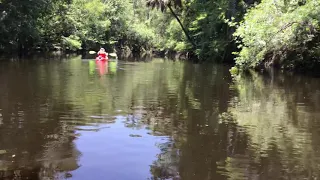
left=0, top=56, right=319, bottom=180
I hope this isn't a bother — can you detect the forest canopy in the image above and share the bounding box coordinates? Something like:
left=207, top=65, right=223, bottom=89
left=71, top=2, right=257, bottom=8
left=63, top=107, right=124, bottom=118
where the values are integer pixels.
left=0, top=0, right=319, bottom=71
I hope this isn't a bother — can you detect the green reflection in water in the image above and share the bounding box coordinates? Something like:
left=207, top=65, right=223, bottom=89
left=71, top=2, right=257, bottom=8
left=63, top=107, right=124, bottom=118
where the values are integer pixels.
left=89, top=60, right=95, bottom=75
left=109, top=61, right=117, bottom=74
left=225, top=70, right=320, bottom=179
left=0, top=56, right=319, bottom=179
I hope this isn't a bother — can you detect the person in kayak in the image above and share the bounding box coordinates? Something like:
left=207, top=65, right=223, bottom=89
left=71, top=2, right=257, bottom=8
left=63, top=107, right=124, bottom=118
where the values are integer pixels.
left=96, top=48, right=108, bottom=60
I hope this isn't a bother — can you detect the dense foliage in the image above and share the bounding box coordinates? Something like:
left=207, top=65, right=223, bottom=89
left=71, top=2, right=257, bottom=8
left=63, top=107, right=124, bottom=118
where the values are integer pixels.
left=0, top=0, right=250, bottom=56
left=0, top=0, right=319, bottom=71
left=0, top=0, right=161, bottom=53
left=146, top=0, right=250, bottom=60
left=233, top=0, right=320, bottom=71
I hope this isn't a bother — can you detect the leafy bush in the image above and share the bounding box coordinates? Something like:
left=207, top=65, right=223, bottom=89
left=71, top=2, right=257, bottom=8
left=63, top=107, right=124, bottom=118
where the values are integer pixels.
left=126, top=23, right=156, bottom=51
left=234, top=0, right=320, bottom=70
left=62, top=35, right=82, bottom=51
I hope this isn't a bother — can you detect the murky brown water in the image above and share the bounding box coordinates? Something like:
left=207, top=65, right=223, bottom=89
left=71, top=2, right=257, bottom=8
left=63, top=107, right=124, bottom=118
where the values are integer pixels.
left=0, top=56, right=319, bottom=180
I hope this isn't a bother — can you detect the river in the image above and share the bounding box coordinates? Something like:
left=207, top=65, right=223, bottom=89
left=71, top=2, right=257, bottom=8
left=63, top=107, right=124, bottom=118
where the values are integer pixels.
left=0, top=55, right=319, bottom=179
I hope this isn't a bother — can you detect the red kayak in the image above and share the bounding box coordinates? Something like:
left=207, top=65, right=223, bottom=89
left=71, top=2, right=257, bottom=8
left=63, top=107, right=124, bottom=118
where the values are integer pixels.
left=95, top=56, right=108, bottom=61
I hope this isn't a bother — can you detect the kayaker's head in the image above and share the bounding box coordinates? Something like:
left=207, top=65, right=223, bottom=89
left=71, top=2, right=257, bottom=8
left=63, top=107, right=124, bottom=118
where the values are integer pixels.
left=100, top=48, right=105, bottom=52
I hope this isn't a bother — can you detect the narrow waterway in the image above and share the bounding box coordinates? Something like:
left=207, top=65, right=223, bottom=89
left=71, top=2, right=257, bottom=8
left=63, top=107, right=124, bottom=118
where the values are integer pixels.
left=0, top=56, right=319, bottom=179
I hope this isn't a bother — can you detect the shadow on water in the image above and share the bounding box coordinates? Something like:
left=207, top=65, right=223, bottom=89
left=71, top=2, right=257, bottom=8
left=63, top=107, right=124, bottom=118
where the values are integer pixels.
left=0, top=55, right=319, bottom=179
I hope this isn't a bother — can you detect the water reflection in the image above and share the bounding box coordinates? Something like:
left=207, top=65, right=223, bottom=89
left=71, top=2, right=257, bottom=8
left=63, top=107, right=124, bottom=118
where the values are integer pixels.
left=96, top=61, right=108, bottom=76
left=0, top=61, right=81, bottom=179
left=0, top=56, right=319, bottom=179
left=228, top=70, right=320, bottom=179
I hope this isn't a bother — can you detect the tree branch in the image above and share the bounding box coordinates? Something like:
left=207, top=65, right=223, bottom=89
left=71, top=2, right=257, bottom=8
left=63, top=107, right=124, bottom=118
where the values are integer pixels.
left=167, top=4, right=197, bottom=49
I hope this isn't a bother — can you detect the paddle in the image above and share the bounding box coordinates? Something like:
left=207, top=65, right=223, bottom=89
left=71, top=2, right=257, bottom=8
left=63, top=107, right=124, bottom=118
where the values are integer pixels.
left=89, top=51, right=117, bottom=58
left=108, top=53, right=117, bottom=57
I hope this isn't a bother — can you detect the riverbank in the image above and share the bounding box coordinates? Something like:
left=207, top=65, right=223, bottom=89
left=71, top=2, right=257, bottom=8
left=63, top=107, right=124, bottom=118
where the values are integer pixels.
left=1, top=48, right=319, bottom=78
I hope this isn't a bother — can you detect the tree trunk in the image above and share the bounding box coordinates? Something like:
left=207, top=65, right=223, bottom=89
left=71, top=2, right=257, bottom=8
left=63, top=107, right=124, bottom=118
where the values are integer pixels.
left=226, top=0, right=238, bottom=38
left=167, top=5, right=197, bottom=49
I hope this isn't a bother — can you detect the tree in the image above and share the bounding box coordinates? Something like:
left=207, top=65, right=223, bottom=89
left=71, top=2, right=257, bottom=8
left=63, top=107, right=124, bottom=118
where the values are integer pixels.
left=233, top=0, right=320, bottom=71
left=0, top=0, right=55, bottom=53
left=146, top=0, right=197, bottom=49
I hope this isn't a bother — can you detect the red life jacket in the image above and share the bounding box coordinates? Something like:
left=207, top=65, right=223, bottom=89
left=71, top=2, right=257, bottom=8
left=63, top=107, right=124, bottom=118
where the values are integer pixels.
left=98, top=52, right=107, bottom=58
